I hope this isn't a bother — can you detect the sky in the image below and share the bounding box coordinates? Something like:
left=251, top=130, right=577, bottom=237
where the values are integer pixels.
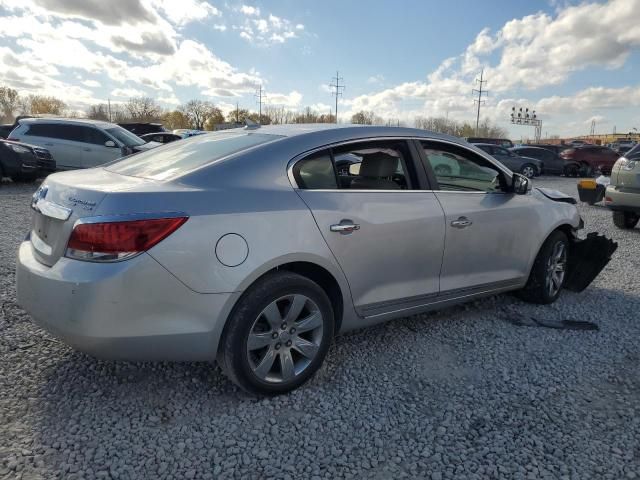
left=0, top=0, right=639, bottom=138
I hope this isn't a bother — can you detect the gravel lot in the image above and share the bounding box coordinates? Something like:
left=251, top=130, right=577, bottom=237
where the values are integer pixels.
left=1, top=176, right=639, bottom=480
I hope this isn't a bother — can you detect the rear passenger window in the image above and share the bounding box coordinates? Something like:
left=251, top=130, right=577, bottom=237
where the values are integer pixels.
left=293, top=151, right=337, bottom=189
left=25, top=123, right=57, bottom=138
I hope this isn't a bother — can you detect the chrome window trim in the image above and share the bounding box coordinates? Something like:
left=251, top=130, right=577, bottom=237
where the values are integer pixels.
left=286, top=135, right=513, bottom=192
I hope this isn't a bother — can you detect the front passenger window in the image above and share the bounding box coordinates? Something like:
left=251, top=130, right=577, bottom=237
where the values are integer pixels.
left=422, top=143, right=504, bottom=193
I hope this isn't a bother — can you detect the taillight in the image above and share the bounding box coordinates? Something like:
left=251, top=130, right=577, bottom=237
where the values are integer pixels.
left=66, top=216, right=188, bottom=262
left=561, top=149, right=575, bottom=159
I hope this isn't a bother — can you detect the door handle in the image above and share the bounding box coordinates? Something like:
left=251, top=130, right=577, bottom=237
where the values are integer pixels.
left=330, top=222, right=360, bottom=234
left=451, top=217, right=472, bottom=229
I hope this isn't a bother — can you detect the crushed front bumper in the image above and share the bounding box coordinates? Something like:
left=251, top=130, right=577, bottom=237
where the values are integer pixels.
left=565, top=233, right=618, bottom=292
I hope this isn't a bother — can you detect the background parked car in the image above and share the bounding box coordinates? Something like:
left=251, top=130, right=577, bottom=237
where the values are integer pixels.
left=473, top=143, right=542, bottom=178
left=466, top=137, right=514, bottom=148
left=560, top=145, right=620, bottom=176
left=9, top=118, right=160, bottom=170
left=521, top=143, right=572, bottom=156
left=140, top=132, right=182, bottom=144
left=605, top=143, right=640, bottom=229
left=0, top=124, right=13, bottom=139
left=118, top=122, right=166, bottom=136
left=173, top=129, right=207, bottom=138
left=0, top=139, right=55, bottom=181
left=510, top=146, right=566, bottom=175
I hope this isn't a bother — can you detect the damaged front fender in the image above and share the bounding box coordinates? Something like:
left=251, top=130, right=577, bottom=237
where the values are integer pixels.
left=565, top=232, right=618, bottom=292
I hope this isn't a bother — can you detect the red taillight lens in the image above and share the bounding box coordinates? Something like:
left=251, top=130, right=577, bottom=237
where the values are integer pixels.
left=66, top=216, right=188, bottom=262
left=560, top=149, right=575, bottom=159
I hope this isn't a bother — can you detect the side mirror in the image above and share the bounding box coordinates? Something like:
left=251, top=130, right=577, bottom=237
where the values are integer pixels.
left=348, top=163, right=361, bottom=176
left=104, top=140, right=116, bottom=148
left=512, top=173, right=531, bottom=194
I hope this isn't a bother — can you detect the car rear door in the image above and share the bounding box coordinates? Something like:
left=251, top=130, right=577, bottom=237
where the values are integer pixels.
left=293, top=139, right=446, bottom=317
left=20, top=123, right=84, bottom=170
left=418, top=140, right=537, bottom=293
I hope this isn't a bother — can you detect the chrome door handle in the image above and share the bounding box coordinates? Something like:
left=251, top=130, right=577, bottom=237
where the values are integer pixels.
left=330, top=222, right=360, bottom=234
left=451, top=217, right=472, bottom=228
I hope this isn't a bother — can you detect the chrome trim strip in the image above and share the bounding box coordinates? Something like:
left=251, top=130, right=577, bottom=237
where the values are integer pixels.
left=72, top=211, right=189, bottom=228
left=32, top=199, right=72, bottom=221
left=358, top=278, right=525, bottom=318
left=286, top=135, right=513, bottom=190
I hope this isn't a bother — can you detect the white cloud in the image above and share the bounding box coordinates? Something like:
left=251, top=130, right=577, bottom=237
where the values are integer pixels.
left=367, top=74, right=384, bottom=84
left=111, top=88, right=147, bottom=98
left=81, top=79, right=101, bottom=88
left=155, top=0, right=220, bottom=26
left=267, top=90, right=303, bottom=108
left=213, top=24, right=227, bottom=31
left=240, top=5, right=259, bottom=16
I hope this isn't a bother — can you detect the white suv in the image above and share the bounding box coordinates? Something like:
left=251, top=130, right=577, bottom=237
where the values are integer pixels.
left=9, top=118, right=159, bottom=170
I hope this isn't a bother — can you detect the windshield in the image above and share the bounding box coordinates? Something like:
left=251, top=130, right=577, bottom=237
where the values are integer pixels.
left=106, top=132, right=282, bottom=180
left=105, top=127, right=146, bottom=147
left=625, top=144, right=640, bottom=160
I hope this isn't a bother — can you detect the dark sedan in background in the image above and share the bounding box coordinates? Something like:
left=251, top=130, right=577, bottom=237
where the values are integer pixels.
left=473, top=143, right=542, bottom=178
left=0, top=140, right=55, bottom=181
left=140, top=132, right=183, bottom=144
left=510, top=146, right=567, bottom=175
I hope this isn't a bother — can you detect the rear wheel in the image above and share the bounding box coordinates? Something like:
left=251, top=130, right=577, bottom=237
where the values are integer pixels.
left=563, top=163, right=580, bottom=177
left=218, top=272, right=334, bottom=395
left=613, top=211, right=639, bottom=229
left=520, top=164, right=536, bottom=179
left=516, top=230, right=569, bottom=304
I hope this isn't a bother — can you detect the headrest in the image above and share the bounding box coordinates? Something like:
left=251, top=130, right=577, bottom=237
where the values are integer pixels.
left=359, top=153, right=398, bottom=178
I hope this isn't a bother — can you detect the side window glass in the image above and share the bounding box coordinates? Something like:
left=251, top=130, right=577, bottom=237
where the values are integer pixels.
left=421, top=142, right=504, bottom=193
left=25, top=123, right=56, bottom=138
left=83, top=127, right=110, bottom=145
left=293, top=150, right=337, bottom=190
left=333, top=141, right=411, bottom=190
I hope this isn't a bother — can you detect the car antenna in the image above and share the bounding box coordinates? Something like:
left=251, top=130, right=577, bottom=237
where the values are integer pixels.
left=244, top=119, right=260, bottom=130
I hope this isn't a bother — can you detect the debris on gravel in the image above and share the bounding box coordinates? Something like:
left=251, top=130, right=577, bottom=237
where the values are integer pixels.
left=1, top=177, right=639, bottom=479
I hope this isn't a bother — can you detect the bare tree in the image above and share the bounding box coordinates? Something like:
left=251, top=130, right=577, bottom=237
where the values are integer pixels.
left=125, top=97, right=161, bottom=122
left=414, top=115, right=507, bottom=138
left=180, top=100, right=224, bottom=130
left=22, top=95, right=67, bottom=116
left=87, top=104, right=110, bottom=121
left=0, top=86, right=20, bottom=123
left=351, top=110, right=384, bottom=125
left=161, top=110, right=191, bottom=130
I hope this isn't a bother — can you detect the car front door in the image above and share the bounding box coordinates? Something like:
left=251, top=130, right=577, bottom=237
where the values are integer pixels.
left=82, top=127, right=121, bottom=167
left=419, top=140, right=537, bottom=293
left=293, top=139, right=446, bottom=317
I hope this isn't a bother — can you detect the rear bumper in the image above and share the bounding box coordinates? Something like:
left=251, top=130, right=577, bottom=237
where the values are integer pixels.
left=16, top=241, right=240, bottom=361
left=605, top=185, right=640, bottom=212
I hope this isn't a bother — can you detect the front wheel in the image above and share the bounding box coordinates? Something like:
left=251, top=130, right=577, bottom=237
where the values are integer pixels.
left=516, top=230, right=569, bottom=304
left=613, top=211, right=639, bottom=229
left=218, top=272, right=334, bottom=395
left=520, top=164, right=536, bottom=179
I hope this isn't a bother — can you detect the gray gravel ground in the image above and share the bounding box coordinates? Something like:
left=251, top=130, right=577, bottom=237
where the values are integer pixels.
left=1, top=176, right=639, bottom=480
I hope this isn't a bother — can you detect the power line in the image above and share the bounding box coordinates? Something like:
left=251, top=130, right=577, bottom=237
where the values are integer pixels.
left=472, top=68, right=487, bottom=135
left=330, top=71, right=345, bottom=124
left=254, top=85, right=266, bottom=120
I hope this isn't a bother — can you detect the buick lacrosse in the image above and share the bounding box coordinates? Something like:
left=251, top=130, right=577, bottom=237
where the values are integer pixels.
left=17, top=125, right=616, bottom=394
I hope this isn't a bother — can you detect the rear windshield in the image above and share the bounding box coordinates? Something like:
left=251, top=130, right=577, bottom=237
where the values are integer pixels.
left=626, top=144, right=640, bottom=160
left=105, top=132, right=282, bottom=180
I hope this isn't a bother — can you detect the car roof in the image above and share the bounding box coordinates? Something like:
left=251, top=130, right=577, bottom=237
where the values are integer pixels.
left=470, top=142, right=498, bottom=147
left=19, top=117, right=116, bottom=129
left=513, top=145, right=546, bottom=150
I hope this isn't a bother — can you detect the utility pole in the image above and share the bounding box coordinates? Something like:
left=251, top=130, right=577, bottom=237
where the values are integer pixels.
left=108, top=99, right=112, bottom=123
left=472, top=68, right=487, bottom=135
left=330, top=71, right=345, bottom=124
left=235, top=101, right=239, bottom=123
left=254, top=85, right=266, bottom=122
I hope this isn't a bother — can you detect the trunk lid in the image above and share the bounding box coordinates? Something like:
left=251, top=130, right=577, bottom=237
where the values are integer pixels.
left=29, top=168, right=156, bottom=266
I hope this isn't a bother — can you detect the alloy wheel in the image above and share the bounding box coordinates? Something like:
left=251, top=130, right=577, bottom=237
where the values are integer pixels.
left=246, top=294, right=324, bottom=384
left=522, top=166, right=535, bottom=178
left=546, top=241, right=567, bottom=297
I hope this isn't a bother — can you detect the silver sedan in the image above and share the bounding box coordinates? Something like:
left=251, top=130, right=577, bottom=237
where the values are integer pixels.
left=16, top=125, right=616, bottom=394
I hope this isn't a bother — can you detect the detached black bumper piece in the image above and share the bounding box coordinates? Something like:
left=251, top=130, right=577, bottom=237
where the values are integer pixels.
left=565, top=233, right=618, bottom=292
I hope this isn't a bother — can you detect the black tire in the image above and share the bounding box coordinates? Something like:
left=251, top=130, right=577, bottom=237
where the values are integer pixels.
left=516, top=230, right=569, bottom=305
left=579, top=163, right=594, bottom=177
left=613, top=211, right=639, bottom=229
left=520, top=164, right=536, bottom=179
left=563, top=163, right=580, bottom=177
left=218, top=271, right=334, bottom=395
